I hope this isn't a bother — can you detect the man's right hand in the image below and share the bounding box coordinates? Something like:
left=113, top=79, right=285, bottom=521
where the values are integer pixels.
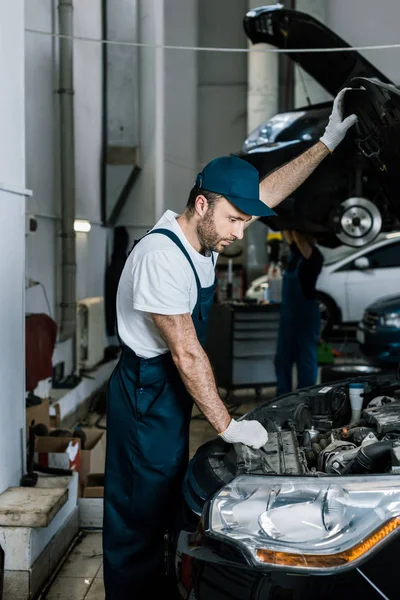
left=220, top=418, right=268, bottom=449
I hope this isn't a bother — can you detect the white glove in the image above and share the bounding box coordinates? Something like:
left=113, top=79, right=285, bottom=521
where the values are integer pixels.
left=220, top=418, right=268, bottom=449
left=320, top=87, right=358, bottom=152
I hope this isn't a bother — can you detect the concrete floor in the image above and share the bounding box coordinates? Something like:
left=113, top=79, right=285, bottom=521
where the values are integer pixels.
left=40, top=387, right=268, bottom=599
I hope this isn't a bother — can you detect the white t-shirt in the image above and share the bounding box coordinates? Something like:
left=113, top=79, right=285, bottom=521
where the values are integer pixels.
left=116, top=210, right=218, bottom=358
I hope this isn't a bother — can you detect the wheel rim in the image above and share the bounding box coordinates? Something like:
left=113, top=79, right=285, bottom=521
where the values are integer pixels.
left=336, top=197, right=382, bottom=247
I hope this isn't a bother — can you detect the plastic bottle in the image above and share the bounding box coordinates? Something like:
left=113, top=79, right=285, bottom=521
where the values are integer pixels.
left=349, top=382, right=365, bottom=424
left=267, top=263, right=282, bottom=303
left=262, top=282, right=270, bottom=303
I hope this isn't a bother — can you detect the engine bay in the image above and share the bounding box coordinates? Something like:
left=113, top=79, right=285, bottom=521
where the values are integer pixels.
left=235, top=373, right=400, bottom=477
left=183, top=373, right=400, bottom=517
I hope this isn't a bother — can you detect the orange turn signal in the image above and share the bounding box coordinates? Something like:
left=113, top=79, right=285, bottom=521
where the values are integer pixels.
left=256, top=516, right=400, bottom=568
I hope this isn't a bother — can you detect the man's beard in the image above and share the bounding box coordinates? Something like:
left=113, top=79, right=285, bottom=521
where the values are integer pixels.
left=197, top=208, right=222, bottom=253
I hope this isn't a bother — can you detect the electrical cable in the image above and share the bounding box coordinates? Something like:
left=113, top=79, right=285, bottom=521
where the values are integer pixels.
left=356, top=568, right=390, bottom=600
left=297, top=66, right=312, bottom=106
left=39, top=282, right=53, bottom=318
left=24, top=27, right=400, bottom=55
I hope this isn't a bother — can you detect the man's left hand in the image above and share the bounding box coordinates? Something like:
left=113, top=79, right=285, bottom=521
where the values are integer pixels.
left=320, top=87, right=358, bottom=152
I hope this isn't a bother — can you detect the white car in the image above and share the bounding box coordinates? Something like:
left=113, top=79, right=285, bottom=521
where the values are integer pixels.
left=245, top=232, right=400, bottom=336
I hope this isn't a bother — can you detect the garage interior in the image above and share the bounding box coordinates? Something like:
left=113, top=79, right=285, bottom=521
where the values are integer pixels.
left=1, top=1, right=400, bottom=599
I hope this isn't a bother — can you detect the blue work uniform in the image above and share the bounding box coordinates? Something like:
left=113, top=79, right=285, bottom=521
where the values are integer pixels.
left=103, top=228, right=217, bottom=599
left=275, top=244, right=322, bottom=397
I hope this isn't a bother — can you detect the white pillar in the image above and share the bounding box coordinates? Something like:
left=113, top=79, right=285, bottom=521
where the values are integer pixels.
left=247, top=2, right=279, bottom=133
left=245, top=3, right=277, bottom=284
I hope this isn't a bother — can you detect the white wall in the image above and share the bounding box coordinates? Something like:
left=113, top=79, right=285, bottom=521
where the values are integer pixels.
left=198, top=0, right=248, bottom=165
left=117, top=0, right=158, bottom=237
left=117, top=0, right=199, bottom=232
left=25, top=0, right=58, bottom=315
left=164, top=0, right=198, bottom=214
left=25, top=0, right=108, bottom=378
left=0, top=0, right=26, bottom=493
left=326, top=0, right=400, bottom=84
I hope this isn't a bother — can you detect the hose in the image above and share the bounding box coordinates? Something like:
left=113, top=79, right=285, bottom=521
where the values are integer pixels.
left=342, top=441, right=393, bottom=475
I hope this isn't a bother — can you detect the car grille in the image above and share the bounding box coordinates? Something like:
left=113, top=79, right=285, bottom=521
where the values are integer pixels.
left=363, top=310, right=379, bottom=330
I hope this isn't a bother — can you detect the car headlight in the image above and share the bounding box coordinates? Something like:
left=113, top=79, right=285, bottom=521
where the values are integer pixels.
left=242, top=111, right=306, bottom=152
left=209, top=475, right=400, bottom=573
left=380, top=313, right=400, bottom=328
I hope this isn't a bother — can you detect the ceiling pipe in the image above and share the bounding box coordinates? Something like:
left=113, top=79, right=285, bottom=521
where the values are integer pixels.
left=58, top=0, right=77, bottom=344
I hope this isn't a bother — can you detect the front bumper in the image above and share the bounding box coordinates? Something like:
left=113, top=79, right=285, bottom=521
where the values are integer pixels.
left=357, top=323, right=400, bottom=365
left=176, top=528, right=400, bottom=600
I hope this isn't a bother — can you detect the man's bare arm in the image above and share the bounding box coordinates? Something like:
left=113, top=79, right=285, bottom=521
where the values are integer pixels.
left=244, top=143, right=329, bottom=230
left=292, top=230, right=313, bottom=260
left=151, top=312, right=231, bottom=433
left=260, top=142, right=329, bottom=209
left=244, top=88, right=358, bottom=228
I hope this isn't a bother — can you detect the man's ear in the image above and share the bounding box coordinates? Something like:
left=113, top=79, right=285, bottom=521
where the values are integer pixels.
left=194, top=194, right=209, bottom=217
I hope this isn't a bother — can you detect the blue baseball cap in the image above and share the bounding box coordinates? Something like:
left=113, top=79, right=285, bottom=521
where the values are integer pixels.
left=195, top=155, right=276, bottom=217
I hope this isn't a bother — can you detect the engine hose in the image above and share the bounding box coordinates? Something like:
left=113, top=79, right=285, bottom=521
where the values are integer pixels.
left=342, top=441, right=393, bottom=475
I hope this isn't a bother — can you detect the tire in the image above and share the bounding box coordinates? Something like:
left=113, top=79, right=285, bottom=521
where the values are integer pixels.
left=320, top=363, right=384, bottom=384
left=316, top=292, right=340, bottom=339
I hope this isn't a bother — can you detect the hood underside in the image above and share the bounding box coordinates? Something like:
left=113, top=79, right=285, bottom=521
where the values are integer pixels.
left=244, top=5, right=392, bottom=96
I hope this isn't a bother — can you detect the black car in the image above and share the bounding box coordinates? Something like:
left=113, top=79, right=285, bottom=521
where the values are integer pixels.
left=238, top=5, right=400, bottom=248
left=357, top=294, right=400, bottom=365
left=173, top=372, right=400, bottom=599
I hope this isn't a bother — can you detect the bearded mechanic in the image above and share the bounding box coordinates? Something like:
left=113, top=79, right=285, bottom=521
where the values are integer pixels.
left=103, top=88, right=358, bottom=598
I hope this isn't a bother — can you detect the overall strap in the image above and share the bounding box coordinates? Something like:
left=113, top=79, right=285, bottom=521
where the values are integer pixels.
left=147, top=228, right=204, bottom=291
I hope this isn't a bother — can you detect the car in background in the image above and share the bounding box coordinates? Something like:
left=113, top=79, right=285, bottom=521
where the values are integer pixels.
left=173, top=371, right=400, bottom=599
left=245, top=232, right=400, bottom=336
left=238, top=5, right=400, bottom=249
left=357, top=294, right=400, bottom=366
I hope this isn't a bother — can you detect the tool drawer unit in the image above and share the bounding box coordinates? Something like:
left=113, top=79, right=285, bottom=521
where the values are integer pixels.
left=205, top=302, right=280, bottom=390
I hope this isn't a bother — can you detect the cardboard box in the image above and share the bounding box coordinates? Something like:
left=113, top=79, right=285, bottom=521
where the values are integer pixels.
left=34, top=437, right=81, bottom=472
left=49, top=403, right=61, bottom=429
left=83, top=473, right=105, bottom=498
left=78, top=474, right=104, bottom=529
left=26, top=398, right=50, bottom=439
left=80, top=429, right=106, bottom=489
left=33, top=428, right=105, bottom=496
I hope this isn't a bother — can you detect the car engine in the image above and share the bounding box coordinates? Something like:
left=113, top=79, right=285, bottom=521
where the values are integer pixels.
left=182, top=374, right=400, bottom=516
left=236, top=374, right=400, bottom=477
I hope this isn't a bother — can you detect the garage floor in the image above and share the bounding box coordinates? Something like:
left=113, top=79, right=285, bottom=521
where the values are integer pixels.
left=39, top=387, right=269, bottom=599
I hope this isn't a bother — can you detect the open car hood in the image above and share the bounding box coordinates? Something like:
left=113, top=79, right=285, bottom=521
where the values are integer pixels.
left=244, top=5, right=392, bottom=96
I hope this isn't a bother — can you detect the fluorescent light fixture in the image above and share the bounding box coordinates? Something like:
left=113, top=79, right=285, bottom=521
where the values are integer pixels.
left=74, top=220, right=91, bottom=233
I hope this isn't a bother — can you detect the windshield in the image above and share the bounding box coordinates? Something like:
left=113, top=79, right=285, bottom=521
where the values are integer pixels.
left=322, top=233, right=392, bottom=266
left=322, top=245, right=358, bottom=266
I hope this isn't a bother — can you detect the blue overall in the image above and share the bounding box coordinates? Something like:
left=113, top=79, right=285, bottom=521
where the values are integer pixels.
left=275, top=253, right=320, bottom=397
left=103, top=229, right=217, bottom=599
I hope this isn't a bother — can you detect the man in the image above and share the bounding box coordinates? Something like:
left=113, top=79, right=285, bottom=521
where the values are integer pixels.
left=275, top=230, right=324, bottom=396
left=103, top=88, right=357, bottom=598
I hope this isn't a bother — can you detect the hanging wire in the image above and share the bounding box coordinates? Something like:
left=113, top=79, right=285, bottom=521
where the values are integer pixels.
left=24, top=27, right=400, bottom=55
